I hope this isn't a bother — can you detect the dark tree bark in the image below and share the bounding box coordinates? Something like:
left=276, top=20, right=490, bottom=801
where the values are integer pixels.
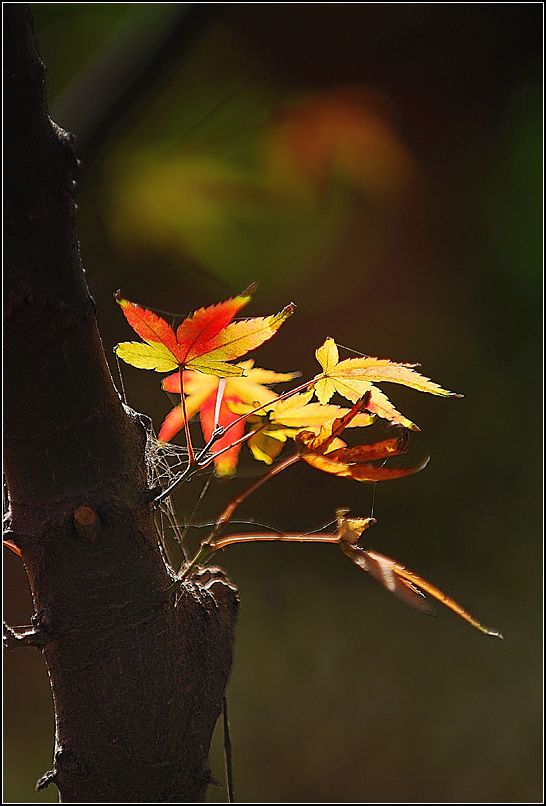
left=3, top=6, right=238, bottom=802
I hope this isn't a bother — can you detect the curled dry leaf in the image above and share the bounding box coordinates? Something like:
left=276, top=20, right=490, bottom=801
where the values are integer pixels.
left=296, top=394, right=429, bottom=482
left=335, top=510, right=502, bottom=638
left=302, top=452, right=430, bottom=482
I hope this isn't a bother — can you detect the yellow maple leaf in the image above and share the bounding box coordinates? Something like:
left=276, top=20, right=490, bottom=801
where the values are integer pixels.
left=230, top=390, right=375, bottom=465
left=313, top=337, right=462, bottom=430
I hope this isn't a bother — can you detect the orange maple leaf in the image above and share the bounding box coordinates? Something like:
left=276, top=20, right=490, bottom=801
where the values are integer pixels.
left=115, top=285, right=295, bottom=378
left=158, top=361, right=299, bottom=477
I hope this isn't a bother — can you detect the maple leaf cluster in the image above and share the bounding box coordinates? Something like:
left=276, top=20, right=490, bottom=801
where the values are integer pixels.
left=108, top=284, right=501, bottom=638
left=114, top=285, right=459, bottom=479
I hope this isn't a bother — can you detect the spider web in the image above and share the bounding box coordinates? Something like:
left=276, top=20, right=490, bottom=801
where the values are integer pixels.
left=143, top=418, right=197, bottom=567
left=115, top=350, right=197, bottom=567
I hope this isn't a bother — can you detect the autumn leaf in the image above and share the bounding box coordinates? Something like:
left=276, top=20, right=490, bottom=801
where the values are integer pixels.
left=303, top=451, right=429, bottom=482
left=229, top=390, right=375, bottom=465
left=335, top=510, right=503, bottom=638
left=158, top=361, right=300, bottom=476
left=295, top=394, right=429, bottom=482
left=115, top=285, right=295, bottom=378
left=201, top=505, right=501, bottom=638
left=314, top=337, right=462, bottom=430
left=334, top=508, right=377, bottom=544
left=254, top=391, right=374, bottom=430
left=299, top=430, right=429, bottom=482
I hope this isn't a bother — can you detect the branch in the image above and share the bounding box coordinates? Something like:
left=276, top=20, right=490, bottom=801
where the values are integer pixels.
left=181, top=453, right=301, bottom=578
left=210, top=453, right=301, bottom=542
left=3, top=622, right=51, bottom=650
left=180, top=367, right=196, bottom=466
left=210, top=531, right=340, bottom=552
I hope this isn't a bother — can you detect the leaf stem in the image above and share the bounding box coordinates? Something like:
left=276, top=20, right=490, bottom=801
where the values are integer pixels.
left=180, top=367, right=195, bottom=467
left=180, top=524, right=339, bottom=579
left=214, top=378, right=227, bottom=431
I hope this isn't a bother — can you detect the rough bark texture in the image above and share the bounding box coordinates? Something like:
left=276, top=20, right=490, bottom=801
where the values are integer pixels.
left=4, top=6, right=238, bottom=802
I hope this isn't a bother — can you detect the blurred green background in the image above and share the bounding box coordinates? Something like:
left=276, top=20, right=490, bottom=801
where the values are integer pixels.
left=3, top=4, right=542, bottom=802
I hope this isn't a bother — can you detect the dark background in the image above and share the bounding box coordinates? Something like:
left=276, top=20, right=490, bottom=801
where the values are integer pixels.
left=4, top=4, right=542, bottom=802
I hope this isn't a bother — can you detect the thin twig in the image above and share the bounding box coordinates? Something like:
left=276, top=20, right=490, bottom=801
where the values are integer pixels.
left=153, top=462, right=193, bottom=505
left=196, top=428, right=260, bottom=471
left=180, top=453, right=301, bottom=579
left=209, top=453, right=301, bottom=544
left=210, top=530, right=339, bottom=552
left=223, top=695, right=235, bottom=803
left=192, top=376, right=317, bottom=467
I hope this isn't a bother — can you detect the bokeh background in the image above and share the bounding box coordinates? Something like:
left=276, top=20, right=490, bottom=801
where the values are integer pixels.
left=4, top=4, right=542, bottom=802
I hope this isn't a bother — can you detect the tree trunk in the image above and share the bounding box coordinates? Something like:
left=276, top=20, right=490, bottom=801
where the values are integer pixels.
left=3, top=6, right=238, bottom=801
